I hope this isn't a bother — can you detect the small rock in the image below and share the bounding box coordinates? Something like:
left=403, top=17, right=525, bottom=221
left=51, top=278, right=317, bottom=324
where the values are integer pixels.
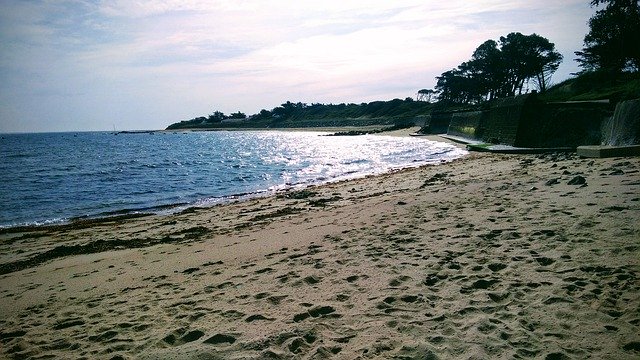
left=182, top=267, right=200, bottom=275
left=308, top=305, right=336, bottom=317
left=567, top=175, right=586, bottom=185
left=545, top=178, right=559, bottom=186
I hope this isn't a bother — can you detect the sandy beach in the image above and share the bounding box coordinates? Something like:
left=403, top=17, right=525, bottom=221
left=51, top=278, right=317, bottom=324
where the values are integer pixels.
left=1, top=135, right=639, bottom=359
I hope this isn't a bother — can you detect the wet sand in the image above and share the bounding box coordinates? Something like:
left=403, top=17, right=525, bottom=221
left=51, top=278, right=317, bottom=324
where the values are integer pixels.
left=1, top=143, right=639, bottom=359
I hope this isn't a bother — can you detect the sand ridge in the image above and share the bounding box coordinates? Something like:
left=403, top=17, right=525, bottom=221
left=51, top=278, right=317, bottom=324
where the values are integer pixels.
left=1, top=152, right=639, bottom=359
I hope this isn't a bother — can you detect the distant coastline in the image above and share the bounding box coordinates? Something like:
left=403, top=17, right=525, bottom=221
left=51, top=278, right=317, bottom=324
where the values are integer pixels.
left=164, top=73, right=640, bottom=141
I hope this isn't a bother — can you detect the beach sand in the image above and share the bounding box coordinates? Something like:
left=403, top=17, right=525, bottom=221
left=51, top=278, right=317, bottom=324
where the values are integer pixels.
left=1, top=138, right=639, bottom=359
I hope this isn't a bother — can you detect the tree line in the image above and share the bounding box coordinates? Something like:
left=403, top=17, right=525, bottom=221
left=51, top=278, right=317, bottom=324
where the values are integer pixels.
left=250, top=99, right=432, bottom=122
left=576, top=0, right=639, bottom=74
left=433, top=32, right=562, bottom=104
left=186, top=110, right=247, bottom=125
left=166, top=98, right=433, bottom=130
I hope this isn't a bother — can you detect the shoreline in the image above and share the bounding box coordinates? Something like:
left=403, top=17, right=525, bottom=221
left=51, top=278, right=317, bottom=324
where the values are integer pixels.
left=1, top=147, right=639, bottom=359
left=1, top=128, right=464, bottom=231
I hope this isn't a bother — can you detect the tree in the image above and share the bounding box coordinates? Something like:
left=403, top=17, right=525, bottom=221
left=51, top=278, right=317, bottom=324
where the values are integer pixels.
left=499, top=33, right=563, bottom=93
left=434, top=32, right=562, bottom=103
left=271, top=101, right=308, bottom=120
left=207, top=111, right=226, bottom=122
left=417, top=89, right=437, bottom=102
left=256, top=109, right=272, bottom=119
left=228, top=111, right=246, bottom=119
left=435, top=69, right=468, bottom=103
left=467, top=40, right=506, bottom=99
left=576, top=0, right=640, bottom=73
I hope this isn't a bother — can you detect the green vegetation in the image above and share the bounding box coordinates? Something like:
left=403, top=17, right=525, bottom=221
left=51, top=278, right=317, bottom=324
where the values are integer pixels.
left=449, top=126, right=477, bottom=137
left=541, top=71, right=640, bottom=102
left=575, top=0, right=639, bottom=74
left=166, top=98, right=433, bottom=130
left=432, top=32, right=562, bottom=104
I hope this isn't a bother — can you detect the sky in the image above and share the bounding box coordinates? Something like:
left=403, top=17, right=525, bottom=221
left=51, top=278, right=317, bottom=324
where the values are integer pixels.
left=0, top=0, right=595, bottom=133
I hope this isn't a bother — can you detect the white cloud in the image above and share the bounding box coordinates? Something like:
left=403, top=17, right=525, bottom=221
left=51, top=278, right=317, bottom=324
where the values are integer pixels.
left=0, top=0, right=593, bottom=132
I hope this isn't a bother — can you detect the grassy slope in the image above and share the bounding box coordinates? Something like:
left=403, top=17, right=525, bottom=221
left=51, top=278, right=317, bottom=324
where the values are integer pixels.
left=540, top=71, right=640, bottom=103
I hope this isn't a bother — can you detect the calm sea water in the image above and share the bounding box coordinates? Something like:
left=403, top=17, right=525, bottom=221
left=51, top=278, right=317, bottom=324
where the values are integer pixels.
left=0, top=131, right=467, bottom=228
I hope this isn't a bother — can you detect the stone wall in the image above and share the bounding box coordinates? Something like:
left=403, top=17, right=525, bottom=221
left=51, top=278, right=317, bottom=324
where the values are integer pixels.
left=438, top=94, right=614, bottom=148
left=447, top=111, right=486, bottom=140
left=481, top=94, right=540, bottom=146
left=517, top=102, right=611, bottom=148
left=422, top=112, right=453, bottom=134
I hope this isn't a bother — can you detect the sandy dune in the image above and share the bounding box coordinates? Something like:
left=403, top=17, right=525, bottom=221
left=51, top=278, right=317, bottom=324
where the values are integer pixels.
left=1, top=149, right=639, bottom=359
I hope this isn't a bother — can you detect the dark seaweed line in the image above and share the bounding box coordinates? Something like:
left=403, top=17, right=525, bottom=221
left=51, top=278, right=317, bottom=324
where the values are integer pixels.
left=0, top=226, right=211, bottom=275
left=234, top=206, right=305, bottom=231
left=0, top=214, right=152, bottom=235
left=248, top=207, right=303, bottom=222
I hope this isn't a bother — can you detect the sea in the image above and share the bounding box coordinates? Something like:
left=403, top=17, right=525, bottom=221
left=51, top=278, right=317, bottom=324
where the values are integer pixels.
left=0, top=131, right=467, bottom=228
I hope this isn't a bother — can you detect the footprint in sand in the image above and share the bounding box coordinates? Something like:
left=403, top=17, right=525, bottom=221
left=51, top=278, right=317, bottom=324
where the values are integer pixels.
left=203, top=333, right=237, bottom=345
left=389, top=275, right=412, bottom=287
left=293, top=305, right=340, bottom=322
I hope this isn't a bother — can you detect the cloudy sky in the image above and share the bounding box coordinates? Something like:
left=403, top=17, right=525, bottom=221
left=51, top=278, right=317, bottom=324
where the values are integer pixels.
left=0, top=0, right=594, bottom=133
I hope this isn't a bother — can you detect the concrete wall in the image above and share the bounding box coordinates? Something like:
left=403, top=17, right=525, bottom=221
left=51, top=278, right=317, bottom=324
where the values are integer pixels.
left=447, top=111, right=486, bottom=140
left=482, top=95, right=540, bottom=146
left=438, top=94, right=614, bottom=148
left=422, top=112, right=453, bottom=134
left=517, top=102, right=610, bottom=148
